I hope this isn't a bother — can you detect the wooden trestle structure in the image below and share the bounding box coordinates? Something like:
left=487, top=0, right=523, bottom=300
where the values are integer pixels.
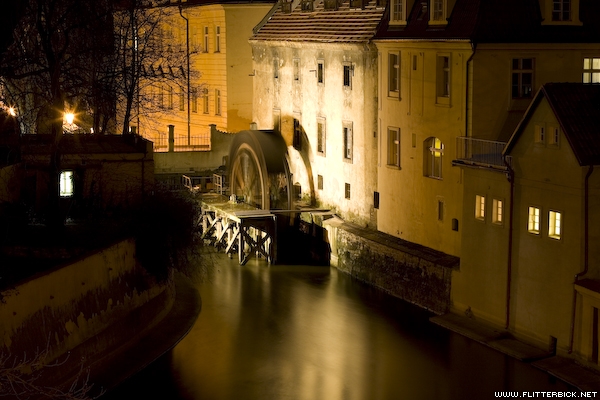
left=199, top=193, right=278, bottom=265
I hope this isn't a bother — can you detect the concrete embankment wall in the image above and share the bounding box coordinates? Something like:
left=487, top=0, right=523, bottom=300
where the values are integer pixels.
left=326, top=221, right=458, bottom=315
left=0, top=238, right=173, bottom=368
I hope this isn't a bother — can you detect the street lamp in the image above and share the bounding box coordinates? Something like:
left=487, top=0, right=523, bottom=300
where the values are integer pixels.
left=64, top=112, right=75, bottom=125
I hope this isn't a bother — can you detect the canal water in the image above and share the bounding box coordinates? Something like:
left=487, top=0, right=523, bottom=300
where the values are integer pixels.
left=103, top=252, right=574, bottom=400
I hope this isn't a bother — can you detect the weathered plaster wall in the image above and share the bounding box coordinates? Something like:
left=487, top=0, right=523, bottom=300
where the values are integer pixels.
left=332, top=225, right=456, bottom=314
left=0, top=239, right=173, bottom=365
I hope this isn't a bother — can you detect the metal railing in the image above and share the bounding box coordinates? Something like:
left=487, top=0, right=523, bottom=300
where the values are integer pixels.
left=455, top=137, right=510, bottom=168
left=153, top=134, right=211, bottom=152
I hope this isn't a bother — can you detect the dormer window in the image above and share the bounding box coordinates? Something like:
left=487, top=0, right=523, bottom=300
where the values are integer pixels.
left=552, top=0, right=570, bottom=21
left=324, top=0, right=338, bottom=10
left=430, top=0, right=447, bottom=25
left=301, top=0, right=314, bottom=11
left=390, top=0, right=407, bottom=25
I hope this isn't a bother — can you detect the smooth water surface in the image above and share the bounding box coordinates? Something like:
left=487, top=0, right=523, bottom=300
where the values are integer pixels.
left=104, top=253, right=573, bottom=400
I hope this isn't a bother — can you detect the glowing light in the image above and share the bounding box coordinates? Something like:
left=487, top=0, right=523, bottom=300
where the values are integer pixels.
left=64, top=112, right=75, bottom=125
left=8, top=107, right=16, bottom=117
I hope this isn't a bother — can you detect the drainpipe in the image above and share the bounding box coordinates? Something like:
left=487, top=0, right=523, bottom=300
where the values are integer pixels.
left=179, top=4, right=191, bottom=145
left=504, top=158, right=515, bottom=330
left=568, top=165, right=594, bottom=353
left=465, top=43, right=476, bottom=139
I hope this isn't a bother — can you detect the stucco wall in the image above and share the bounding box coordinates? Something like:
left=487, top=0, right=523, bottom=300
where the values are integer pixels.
left=0, top=239, right=173, bottom=366
left=332, top=225, right=455, bottom=314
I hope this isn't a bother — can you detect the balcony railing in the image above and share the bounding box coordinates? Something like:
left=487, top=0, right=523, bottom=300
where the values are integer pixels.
left=454, top=137, right=511, bottom=169
left=153, top=134, right=211, bottom=152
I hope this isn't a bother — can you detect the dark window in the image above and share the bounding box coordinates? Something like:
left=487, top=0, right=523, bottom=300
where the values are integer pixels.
left=512, top=58, right=534, bottom=98
left=552, top=0, right=571, bottom=21
left=345, top=183, right=351, bottom=199
left=317, top=60, right=324, bottom=84
left=293, top=118, right=302, bottom=150
left=317, top=175, right=323, bottom=190
left=343, top=64, right=352, bottom=88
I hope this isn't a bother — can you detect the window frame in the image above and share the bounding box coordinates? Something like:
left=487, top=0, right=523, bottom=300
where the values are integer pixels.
left=548, top=210, right=562, bottom=240
left=390, top=0, right=407, bottom=25
left=343, top=121, right=353, bottom=162
left=388, top=52, right=400, bottom=98
left=430, top=0, right=447, bottom=25
left=317, top=59, right=325, bottom=85
left=215, top=26, right=221, bottom=53
left=424, top=137, right=443, bottom=179
left=215, top=89, right=221, bottom=116
left=512, top=58, right=535, bottom=99
left=59, top=170, right=74, bottom=198
left=345, top=183, right=351, bottom=199
left=387, top=127, right=400, bottom=168
left=475, top=195, right=485, bottom=221
left=552, top=0, right=571, bottom=21
left=436, top=54, right=450, bottom=104
left=203, top=26, right=209, bottom=53
left=191, top=88, right=198, bottom=113
left=343, top=63, right=353, bottom=89
left=293, top=117, right=302, bottom=150
left=528, top=206, right=541, bottom=235
left=317, top=117, right=326, bottom=156
left=492, top=198, right=504, bottom=225
left=583, top=57, right=600, bottom=84
left=202, top=88, right=209, bottom=114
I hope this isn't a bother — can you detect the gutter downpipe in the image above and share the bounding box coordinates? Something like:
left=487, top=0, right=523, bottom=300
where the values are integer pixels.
left=179, top=3, right=191, bottom=145
left=504, top=158, right=515, bottom=330
left=465, top=43, right=476, bottom=139
left=569, top=165, right=594, bottom=353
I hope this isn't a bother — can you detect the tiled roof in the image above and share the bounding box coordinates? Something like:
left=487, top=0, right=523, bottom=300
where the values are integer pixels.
left=251, top=0, right=386, bottom=43
left=505, top=83, right=600, bottom=166
left=375, top=0, right=600, bottom=44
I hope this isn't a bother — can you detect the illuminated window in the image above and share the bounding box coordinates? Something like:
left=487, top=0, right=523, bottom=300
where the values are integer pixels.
left=583, top=57, right=600, bottom=84
left=431, top=0, right=447, bottom=23
left=317, top=60, right=324, bottom=84
left=549, top=210, right=562, bottom=239
left=203, top=26, right=209, bottom=52
left=535, top=125, right=546, bottom=144
left=493, top=199, right=503, bottom=225
left=552, top=0, right=571, bottom=21
left=215, top=26, right=221, bottom=52
left=343, top=121, right=353, bottom=161
left=215, top=89, right=221, bottom=115
left=436, top=55, right=450, bottom=102
left=475, top=195, right=485, bottom=220
left=387, top=127, right=400, bottom=167
left=317, top=118, right=326, bottom=155
left=424, top=137, right=443, bottom=179
left=528, top=206, right=540, bottom=234
left=343, top=64, right=352, bottom=88
left=390, top=0, right=406, bottom=23
left=60, top=170, right=74, bottom=197
left=388, top=52, right=400, bottom=97
left=512, top=58, right=534, bottom=98
left=345, top=183, right=351, bottom=199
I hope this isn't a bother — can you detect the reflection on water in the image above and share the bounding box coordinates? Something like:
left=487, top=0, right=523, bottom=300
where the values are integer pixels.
left=105, top=254, right=573, bottom=400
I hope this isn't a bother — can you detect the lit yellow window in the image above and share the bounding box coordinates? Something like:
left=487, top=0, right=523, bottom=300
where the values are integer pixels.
left=549, top=210, right=562, bottom=239
left=528, top=206, right=540, bottom=234
left=60, top=170, right=74, bottom=197
left=493, top=199, right=503, bottom=224
left=475, top=195, right=485, bottom=220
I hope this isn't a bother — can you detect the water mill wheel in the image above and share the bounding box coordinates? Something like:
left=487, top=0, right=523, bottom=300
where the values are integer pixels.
left=228, top=130, right=292, bottom=210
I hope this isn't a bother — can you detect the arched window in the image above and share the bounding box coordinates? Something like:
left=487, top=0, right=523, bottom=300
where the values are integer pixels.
left=424, top=137, right=443, bottom=179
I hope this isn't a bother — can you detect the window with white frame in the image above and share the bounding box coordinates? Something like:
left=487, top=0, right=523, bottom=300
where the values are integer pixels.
left=535, top=125, right=546, bottom=144
left=317, top=60, right=324, bottom=84
left=203, top=26, right=209, bottom=52
left=215, top=26, right=221, bottom=52
left=492, top=198, right=503, bottom=225
left=583, top=57, right=600, bottom=84
left=549, top=126, right=560, bottom=146
left=390, top=0, right=406, bottom=24
left=215, top=89, right=221, bottom=115
left=548, top=210, right=562, bottom=239
left=60, top=170, right=74, bottom=197
left=343, top=121, right=353, bottom=161
left=528, top=206, right=540, bottom=234
left=424, top=137, right=443, bottom=179
left=430, top=0, right=447, bottom=24
left=475, top=195, right=485, bottom=220
left=436, top=55, right=450, bottom=102
left=387, top=127, right=400, bottom=167
left=552, top=0, right=571, bottom=21
left=512, top=58, right=534, bottom=98
left=317, top=118, right=326, bottom=155
left=388, top=52, right=400, bottom=97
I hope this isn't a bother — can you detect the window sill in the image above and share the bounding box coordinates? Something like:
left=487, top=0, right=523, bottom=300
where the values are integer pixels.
left=436, top=96, right=450, bottom=106
left=343, top=157, right=353, bottom=164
